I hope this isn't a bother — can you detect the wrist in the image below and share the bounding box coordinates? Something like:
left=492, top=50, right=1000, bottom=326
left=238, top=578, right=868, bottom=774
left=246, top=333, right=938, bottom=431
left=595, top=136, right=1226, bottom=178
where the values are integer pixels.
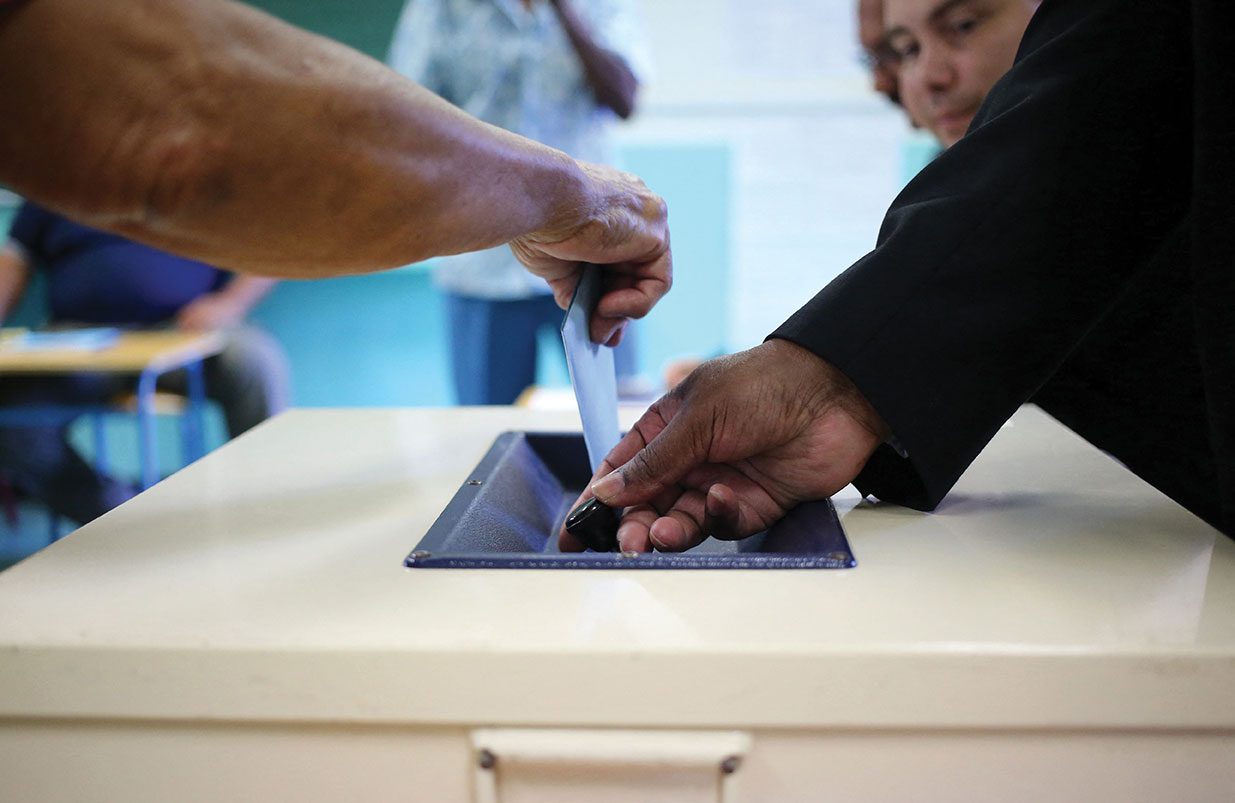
left=765, top=338, right=891, bottom=443
left=528, top=153, right=593, bottom=244
left=204, top=291, right=246, bottom=316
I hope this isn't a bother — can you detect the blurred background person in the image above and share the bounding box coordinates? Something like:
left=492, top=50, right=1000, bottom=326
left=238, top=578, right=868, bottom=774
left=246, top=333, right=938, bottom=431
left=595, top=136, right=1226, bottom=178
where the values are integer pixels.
left=857, top=0, right=901, bottom=106
left=866, top=0, right=1039, bottom=148
left=0, top=201, right=291, bottom=525
left=660, top=0, right=1041, bottom=396
left=389, top=0, right=653, bottom=405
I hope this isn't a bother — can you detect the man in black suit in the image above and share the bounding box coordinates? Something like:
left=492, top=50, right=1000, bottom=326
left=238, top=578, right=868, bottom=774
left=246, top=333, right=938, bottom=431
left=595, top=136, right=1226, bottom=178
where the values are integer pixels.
left=565, top=0, right=1233, bottom=550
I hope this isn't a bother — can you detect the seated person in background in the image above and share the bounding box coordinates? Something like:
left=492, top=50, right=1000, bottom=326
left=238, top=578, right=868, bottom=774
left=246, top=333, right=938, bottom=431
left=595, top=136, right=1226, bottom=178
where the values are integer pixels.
left=0, top=201, right=291, bottom=525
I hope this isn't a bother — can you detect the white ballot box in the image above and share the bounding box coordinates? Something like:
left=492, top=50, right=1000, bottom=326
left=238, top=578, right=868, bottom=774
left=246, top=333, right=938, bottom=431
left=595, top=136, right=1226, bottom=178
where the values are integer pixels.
left=1, top=405, right=1232, bottom=802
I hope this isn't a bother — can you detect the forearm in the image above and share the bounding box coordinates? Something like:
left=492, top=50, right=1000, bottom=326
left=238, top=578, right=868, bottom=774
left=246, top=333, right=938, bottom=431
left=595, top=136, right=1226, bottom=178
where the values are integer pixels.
left=0, top=0, right=594, bottom=277
left=0, top=243, right=31, bottom=323
left=550, top=0, right=638, bottom=119
left=213, top=275, right=278, bottom=317
left=773, top=0, right=1192, bottom=510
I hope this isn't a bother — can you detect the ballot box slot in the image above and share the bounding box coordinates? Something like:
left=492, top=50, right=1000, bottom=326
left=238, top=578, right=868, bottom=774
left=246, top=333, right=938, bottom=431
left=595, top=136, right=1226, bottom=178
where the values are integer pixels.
left=405, top=431, right=855, bottom=570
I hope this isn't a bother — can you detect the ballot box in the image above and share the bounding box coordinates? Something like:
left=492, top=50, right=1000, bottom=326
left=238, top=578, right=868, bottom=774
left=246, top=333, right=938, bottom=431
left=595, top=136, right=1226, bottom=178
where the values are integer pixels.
left=0, top=405, right=1232, bottom=802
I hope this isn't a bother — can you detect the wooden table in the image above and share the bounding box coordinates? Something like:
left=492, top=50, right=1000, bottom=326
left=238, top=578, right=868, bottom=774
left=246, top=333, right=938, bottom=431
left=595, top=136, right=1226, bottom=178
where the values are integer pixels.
left=0, top=405, right=1230, bottom=801
left=0, top=328, right=225, bottom=488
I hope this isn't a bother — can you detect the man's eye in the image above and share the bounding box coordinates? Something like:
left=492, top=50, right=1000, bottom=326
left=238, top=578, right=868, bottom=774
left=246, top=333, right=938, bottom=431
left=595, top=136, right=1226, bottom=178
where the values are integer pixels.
left=945, top=15, right=981, bottom=39
left=890, top=41, right=919, bottom=62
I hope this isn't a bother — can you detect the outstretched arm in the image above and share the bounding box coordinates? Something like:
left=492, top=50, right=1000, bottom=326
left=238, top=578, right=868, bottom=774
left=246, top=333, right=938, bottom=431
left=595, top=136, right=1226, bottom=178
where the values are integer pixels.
left=175, top=275, right=278, bottom=332
left=0, top=0, right=669, bottom=339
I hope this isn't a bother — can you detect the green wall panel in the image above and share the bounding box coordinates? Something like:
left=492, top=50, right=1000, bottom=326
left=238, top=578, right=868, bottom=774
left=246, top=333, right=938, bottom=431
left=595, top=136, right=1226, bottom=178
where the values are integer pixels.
left=241, top=0, right=406, bottom=60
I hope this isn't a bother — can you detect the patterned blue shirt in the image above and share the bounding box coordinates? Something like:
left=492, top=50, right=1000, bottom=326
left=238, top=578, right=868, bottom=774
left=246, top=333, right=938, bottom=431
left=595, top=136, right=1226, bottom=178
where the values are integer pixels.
left=389, top=0, right=651, bottom=298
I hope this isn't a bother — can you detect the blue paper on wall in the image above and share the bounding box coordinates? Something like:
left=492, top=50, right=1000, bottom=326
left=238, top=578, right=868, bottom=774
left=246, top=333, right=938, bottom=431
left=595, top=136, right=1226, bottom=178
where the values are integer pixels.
left=4, top=327, right=120, bottom=352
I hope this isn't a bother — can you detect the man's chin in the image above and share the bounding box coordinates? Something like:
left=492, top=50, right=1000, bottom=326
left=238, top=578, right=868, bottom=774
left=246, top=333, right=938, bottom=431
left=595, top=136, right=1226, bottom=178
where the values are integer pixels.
left=933, top=115, right=976, bottom=148
left=933, top=126, right=966, bottom=149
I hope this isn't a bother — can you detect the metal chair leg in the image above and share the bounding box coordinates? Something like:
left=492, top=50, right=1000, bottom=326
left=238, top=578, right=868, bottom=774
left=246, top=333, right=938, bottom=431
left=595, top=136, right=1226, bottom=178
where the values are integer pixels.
left=182, top=360, right=207, bottom=465
left=136, top=371, right=159, bottom=490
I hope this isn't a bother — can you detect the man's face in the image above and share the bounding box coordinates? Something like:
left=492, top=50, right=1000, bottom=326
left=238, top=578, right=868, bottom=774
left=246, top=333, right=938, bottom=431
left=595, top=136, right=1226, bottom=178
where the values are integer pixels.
left=880, top=0, right=1037, bottom=147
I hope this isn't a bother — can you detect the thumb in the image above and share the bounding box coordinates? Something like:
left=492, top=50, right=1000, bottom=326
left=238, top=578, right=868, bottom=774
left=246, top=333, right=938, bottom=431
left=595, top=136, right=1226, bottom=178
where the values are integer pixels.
left=591, top=411, right=710, bottom=507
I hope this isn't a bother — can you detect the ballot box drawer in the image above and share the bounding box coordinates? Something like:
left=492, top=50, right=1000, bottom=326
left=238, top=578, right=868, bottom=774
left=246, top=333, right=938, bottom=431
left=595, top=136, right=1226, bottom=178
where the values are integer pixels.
left=405, top=431, right=854, bottom=569
left=4, top=722, right=1233, bottom=802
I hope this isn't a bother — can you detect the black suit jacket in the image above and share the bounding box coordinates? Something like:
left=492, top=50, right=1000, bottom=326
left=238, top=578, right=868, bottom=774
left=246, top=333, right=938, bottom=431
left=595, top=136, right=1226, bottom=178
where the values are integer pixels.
left=772, top=0, right=1233, bottom=534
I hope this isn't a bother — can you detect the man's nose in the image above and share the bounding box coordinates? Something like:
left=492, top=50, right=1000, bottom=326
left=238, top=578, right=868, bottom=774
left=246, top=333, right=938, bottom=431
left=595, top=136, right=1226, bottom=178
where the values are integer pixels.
left=918, top=42, right=958, bottom=93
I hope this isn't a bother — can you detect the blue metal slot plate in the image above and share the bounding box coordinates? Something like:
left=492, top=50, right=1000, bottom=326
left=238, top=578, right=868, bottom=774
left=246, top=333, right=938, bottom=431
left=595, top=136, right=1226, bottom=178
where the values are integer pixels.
left=404, top=431, right=855, bottom=570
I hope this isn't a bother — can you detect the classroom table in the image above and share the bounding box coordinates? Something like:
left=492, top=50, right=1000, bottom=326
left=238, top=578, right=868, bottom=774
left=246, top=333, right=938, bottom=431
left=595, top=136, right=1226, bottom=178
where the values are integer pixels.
left=0, top=404, right=1231, bottom=802
left=0, top=328, right=225, bottom=489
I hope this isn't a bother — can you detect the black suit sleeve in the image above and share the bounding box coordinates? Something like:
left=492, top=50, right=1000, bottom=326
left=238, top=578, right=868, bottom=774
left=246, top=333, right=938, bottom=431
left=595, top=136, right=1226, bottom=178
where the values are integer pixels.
left=770, top=0, right=1194, bottom=510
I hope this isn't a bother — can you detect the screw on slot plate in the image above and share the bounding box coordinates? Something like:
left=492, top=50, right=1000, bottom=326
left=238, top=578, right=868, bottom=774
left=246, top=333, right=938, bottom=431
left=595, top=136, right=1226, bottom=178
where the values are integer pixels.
left=478, top=749, right=497, bottom=770
left=467, top=479, right=483, bottom=486
left=410, top=550, right=431, bottom=560
left=720, top=755, right=741, bottom=774
left=827, top=551, right=850, bottom=562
